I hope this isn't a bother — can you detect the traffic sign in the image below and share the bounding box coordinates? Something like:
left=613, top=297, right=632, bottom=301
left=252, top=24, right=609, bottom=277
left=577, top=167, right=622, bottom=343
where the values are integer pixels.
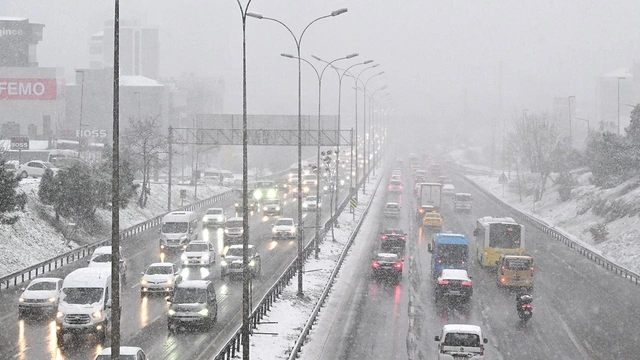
left=10, top=136, right=29, bottom=150
left=350, top=198, right=358, bottom=208
left=498, top=172, right=508, bottom=184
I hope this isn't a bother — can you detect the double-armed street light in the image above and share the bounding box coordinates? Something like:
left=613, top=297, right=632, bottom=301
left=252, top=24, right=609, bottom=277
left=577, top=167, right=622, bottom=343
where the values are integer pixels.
left=247, top=8, right=348, bottom=297
left=362, top=71, right=384, bottom=189
left=280, top=52, right=358, bottom=258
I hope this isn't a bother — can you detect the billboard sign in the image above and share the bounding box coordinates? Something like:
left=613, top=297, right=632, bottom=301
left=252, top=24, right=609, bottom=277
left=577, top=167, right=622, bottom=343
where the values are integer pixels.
left=0, top=79, right=57, bottom=100
left=10, top=137, right=29, bottom=150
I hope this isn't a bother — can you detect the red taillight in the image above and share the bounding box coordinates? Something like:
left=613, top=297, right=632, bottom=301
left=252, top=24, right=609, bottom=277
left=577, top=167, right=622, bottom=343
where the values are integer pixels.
left=438, top=280, right=449, bottom=285
left=399, top=185, right=403, bottom=189
left=437, top=259, right=442, bottom=264
left=501, top=265, right=505, bottom=271
left=381, top=235, right=388, bottom=241
left=461, top=281, right=472, bottom=287
left=372, top=261, right=380, bottom=269
left=400, top=236, right=406, bottom=241
left=388, top=185, right=392, bottom=189
left=480, top=345, right=484, bottom=356
left=461, top=260, right=465, bottom=264
left=419, top=209, right=424, bottom=213
left=394, top=262, right=403, bottom=269
left=484, top=250, right=488, bottom=255
left=530, top=266, right=534, bottom=273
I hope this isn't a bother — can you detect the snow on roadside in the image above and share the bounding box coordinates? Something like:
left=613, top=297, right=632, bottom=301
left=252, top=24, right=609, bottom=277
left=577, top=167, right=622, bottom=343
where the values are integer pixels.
left=465, top=172, right=640, bottom=274
left=223, top=176, right=379, bottom=360
left=0, top=178, right=229, bottom=278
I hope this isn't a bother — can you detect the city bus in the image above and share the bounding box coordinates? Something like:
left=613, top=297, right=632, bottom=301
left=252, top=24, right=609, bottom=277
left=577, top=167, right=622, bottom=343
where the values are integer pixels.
left=473, top=216, right=525, bottom=267
left=428, top=232, right=469, bottom=278
left=1, top=149, right=78, bottom=166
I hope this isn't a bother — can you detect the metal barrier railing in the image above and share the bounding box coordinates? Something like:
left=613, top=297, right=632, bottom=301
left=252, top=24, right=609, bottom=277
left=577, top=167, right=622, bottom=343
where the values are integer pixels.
left=449, top=163, right=640, bottom=285
left=213, top=165, right=379, bottom=360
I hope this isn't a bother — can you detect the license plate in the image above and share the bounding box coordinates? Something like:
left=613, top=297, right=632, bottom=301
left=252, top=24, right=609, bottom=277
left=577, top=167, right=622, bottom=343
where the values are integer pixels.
left=449, top=290, right=461, bottom=295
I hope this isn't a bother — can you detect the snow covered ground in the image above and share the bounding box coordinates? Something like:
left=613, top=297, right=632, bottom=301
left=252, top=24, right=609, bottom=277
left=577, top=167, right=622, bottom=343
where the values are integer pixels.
left=222, top=174, right=380, bottom=360
left=0, top=178, right=228, bottom=277
left=448, top=148, right=640, bottom=274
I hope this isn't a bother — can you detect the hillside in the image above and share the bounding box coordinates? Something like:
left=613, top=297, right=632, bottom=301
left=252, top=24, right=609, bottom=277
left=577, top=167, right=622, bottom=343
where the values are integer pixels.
left=0, top=178, right=228, bottom=277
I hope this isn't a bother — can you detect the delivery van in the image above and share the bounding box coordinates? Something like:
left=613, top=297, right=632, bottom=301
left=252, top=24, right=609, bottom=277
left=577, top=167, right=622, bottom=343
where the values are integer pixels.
left=56, top=267, right=119, bottom=347
left=159, top=211, right=199, bottom=252
left=496, top=254, right=534, bottom=290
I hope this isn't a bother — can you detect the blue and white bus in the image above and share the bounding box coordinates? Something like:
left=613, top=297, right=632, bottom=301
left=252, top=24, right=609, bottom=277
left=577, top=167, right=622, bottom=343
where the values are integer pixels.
left=428, top=232, right=469, bottom=278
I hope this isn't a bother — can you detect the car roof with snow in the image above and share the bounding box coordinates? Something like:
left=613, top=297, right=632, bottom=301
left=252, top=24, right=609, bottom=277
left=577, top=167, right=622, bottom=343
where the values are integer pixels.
left=28, top=277, right=62, bottom=285
left=176, top=280, right=210, bottom=289
left=228, top=244, right=254, bottom=250
left=439, top=269, right=470, bottom=281
left=442, top=184, right=455, bottom=190
left=148, top=262, right=174, bottom=268
left=442, top=324, right=483, bottom=335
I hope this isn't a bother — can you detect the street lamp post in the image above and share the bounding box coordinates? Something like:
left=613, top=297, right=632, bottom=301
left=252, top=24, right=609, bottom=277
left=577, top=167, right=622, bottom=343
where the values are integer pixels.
left=568, top=96, right=575, bottom=147
left=314, top=58, right=374, bottom=207
left=576, top=117, right=590, bottom=136
left=618, top=77, right=626, bottom=136
left=235, top=1, right=254, bottom=359
left=248, top=8, right=347, bottom=297
left=370, top=85, right=387, bottom=175
left=362, top=71, right=384, bottom=191
left=281, top=52, right=358, bottom=258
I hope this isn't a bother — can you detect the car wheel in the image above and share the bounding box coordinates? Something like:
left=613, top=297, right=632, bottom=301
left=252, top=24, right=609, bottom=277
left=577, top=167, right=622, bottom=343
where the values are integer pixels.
left=140, top=291, right=145, bottom=298
left=56, top=332, right=65, bottom=347
left=20, top=171, right=28, bottom=179
left=96, top=324, right=107, bottom=344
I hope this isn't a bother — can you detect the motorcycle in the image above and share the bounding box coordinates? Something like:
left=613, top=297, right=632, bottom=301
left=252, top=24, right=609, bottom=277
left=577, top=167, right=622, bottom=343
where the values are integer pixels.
left=516, top=293, right=533, bottom=321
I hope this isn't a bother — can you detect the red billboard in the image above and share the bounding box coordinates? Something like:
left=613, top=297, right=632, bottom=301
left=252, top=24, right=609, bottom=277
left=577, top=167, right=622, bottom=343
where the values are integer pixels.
left=0, top=78, right=57, bottom=100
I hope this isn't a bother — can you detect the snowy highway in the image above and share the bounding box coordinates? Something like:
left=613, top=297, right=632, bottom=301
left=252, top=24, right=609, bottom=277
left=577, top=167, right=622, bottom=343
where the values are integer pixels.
left=0, top=182, right=348, bottom=360
left=304, top=163, right=640, bottom=360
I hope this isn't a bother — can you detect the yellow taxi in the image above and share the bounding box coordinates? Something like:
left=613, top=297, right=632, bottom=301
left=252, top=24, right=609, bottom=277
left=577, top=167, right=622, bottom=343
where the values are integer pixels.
left=496, top=254, right=534, bottom=289
left=422, top=211, right=443, bottom=230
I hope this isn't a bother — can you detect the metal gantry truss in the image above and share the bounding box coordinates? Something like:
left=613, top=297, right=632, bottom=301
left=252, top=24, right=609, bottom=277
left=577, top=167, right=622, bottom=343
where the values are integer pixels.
left=170, top=127, right=353, bottom=146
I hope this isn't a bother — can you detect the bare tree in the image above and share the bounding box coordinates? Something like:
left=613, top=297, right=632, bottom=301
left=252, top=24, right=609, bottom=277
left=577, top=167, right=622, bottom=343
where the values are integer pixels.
left=508, top=112, right=561, bottom=200
left=122, top=116, right=168, bottom=208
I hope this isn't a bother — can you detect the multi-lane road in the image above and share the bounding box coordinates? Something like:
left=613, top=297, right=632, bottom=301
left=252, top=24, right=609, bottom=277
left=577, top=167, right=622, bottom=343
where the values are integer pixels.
left=306, top=161, right=640, bottom=360
left=0, top=180, right=350, bottom=360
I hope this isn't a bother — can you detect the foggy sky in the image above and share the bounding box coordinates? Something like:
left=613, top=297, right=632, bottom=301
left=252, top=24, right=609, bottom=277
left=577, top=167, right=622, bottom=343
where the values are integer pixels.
left=5, top=0, right=640, bottom=130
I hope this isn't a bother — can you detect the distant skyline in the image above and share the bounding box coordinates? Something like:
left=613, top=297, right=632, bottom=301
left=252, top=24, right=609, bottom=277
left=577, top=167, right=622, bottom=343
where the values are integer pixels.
left=4, top=1, right=640, bottom=133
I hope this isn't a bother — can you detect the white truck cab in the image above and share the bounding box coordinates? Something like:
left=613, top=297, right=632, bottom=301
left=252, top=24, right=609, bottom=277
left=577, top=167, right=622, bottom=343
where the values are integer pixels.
left=434, top=324, right=488, bottom=359
left=159, top=211, right=199, bottom=252
left=56, top=267, right=119, bottom=347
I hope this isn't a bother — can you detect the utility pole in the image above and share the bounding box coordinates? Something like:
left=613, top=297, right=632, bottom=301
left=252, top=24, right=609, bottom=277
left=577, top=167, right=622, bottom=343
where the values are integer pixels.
left=110, top=0, right=121, bottom=358
left=168, top=126, right=173, bottom=212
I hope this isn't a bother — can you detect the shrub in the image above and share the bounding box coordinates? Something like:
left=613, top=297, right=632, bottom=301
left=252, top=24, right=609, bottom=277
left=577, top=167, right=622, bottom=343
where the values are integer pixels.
left=589, top=222, right=608, bottom=243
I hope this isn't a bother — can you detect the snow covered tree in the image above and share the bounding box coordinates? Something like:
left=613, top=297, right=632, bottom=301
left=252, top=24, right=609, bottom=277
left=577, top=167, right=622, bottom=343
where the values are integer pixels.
left=54, top=163, right=101, bottom=221
left=96, top=147, right=138, bottom=209
left=624, top=103, right=640, bottom=144
left=122, top=116, right=168, bottom=208
left=38, top=168, right=60, bottom=220
left=508, top=112, right=561, bottom=200
left=0, top=160, right=26, bottom=223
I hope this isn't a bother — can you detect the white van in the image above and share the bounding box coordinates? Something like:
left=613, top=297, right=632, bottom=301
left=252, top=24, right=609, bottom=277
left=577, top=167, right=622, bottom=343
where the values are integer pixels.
left=453, top=192, right=472, bottom=212
left=159, top=211, right=199, bottom=251
left=203, top=168, right=235, bottom=186
left=56, top=267, right=119, bottom=347
left=434, top=324, right=488, bottom=359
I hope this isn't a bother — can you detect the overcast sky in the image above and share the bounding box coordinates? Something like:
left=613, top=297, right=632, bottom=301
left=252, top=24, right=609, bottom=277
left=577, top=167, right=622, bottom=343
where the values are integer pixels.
left=5, top=0, right=640, bottom=130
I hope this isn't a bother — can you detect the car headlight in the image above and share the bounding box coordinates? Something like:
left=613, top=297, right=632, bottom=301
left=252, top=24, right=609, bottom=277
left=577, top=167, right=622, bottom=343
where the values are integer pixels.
left=263, top=206, right=268, bottom=211
left=221, top=260, right=228, bottom=267
left=48, top=297, right=56, bottom=302
left=272, top=228, right=277, bottom=234
left=303, top=203, right=308, bottom=208
left=198, top=308, right=209, bottom=316
left=275, top=206, right=280, bottom=211
left=249, top=260, right=255, bottom=267
left=141, top=279, right=148, bottom=285
left=168, top=309, right=176, bottom=316
left=202, top=254, right=210, bottom=261
left=324, top=186, right=328, bottom=191
left=181, top=254, right=187, bottom=261
left=56, top=311, right=64, bottom=318
left=167, top=278, right=174, bottom=285
left=290, top=228, right=296, bottom=234
left=225, top=229, right=229, bottom=233
left=19, top=297, right=24, bottom=302
left=202, top=216, right=207, bottom=221
left=92, top=310, right=103, bottom=319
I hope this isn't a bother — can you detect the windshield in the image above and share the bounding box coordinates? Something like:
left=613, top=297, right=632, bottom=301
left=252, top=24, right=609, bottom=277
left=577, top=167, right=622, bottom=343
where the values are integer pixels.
left=275, top=219, right=293, bottom=226
left=226, top=221, right=242, bottom=228
left=42, top=162, right=54, bottom=168
left=91, top=254, right=111, bottom=263
left=162, top=222, right=188, bottom=234
left=436, top=244, right=467, bottom=264
left=305, top=196, right=317, bottom=202
left=62, top=288, right=103, bottom=304
left=146, top=265, right=173, bottom=275
left=173, top=287, right=207, bottom=303
left=443, top=332, right=481, bottom=347
left=489, top=223, right=522, bottom=248
left=223, top=173, right=234, bottom=178
left=206, top=209, right=222, bottom=215
left=226, top=248, right=244, bottom=257
left=386, top=204, right=398, bottom=209
left=505, top=258, right=532, bottom=270
left=264, top=199, right=280, bottom=205
left=455, top=194, right=471, bottom=201
left=186, top=243, right=208, bottom=252
left=27, top=281, right=57, bottom=291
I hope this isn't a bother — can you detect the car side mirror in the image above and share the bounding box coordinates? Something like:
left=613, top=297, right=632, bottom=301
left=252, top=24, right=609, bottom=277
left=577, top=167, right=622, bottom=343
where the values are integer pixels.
left=473, top=229, right=479, bottom=236
left=271, top=224, right=274, bottom=227
left=87, top=259, right=91, bottom=264
left=434, top=335, right=440, bottom=342
left=165, top=296, right=172, bottom=303
left=140, top=272, right=145, bottom=276
left=106, top=299, right=112, bottom=308
left=427, top=244, right=433, bottom=253
left=20, top=287, right=25, bottom=291
left=483, top=338, right=488, bottom=344
left=221, top=254, right=225, bottom=259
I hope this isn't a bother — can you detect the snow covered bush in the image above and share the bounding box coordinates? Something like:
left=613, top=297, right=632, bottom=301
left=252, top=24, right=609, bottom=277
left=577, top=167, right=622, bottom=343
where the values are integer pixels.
left=589, top=222, right=609, bottom=243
